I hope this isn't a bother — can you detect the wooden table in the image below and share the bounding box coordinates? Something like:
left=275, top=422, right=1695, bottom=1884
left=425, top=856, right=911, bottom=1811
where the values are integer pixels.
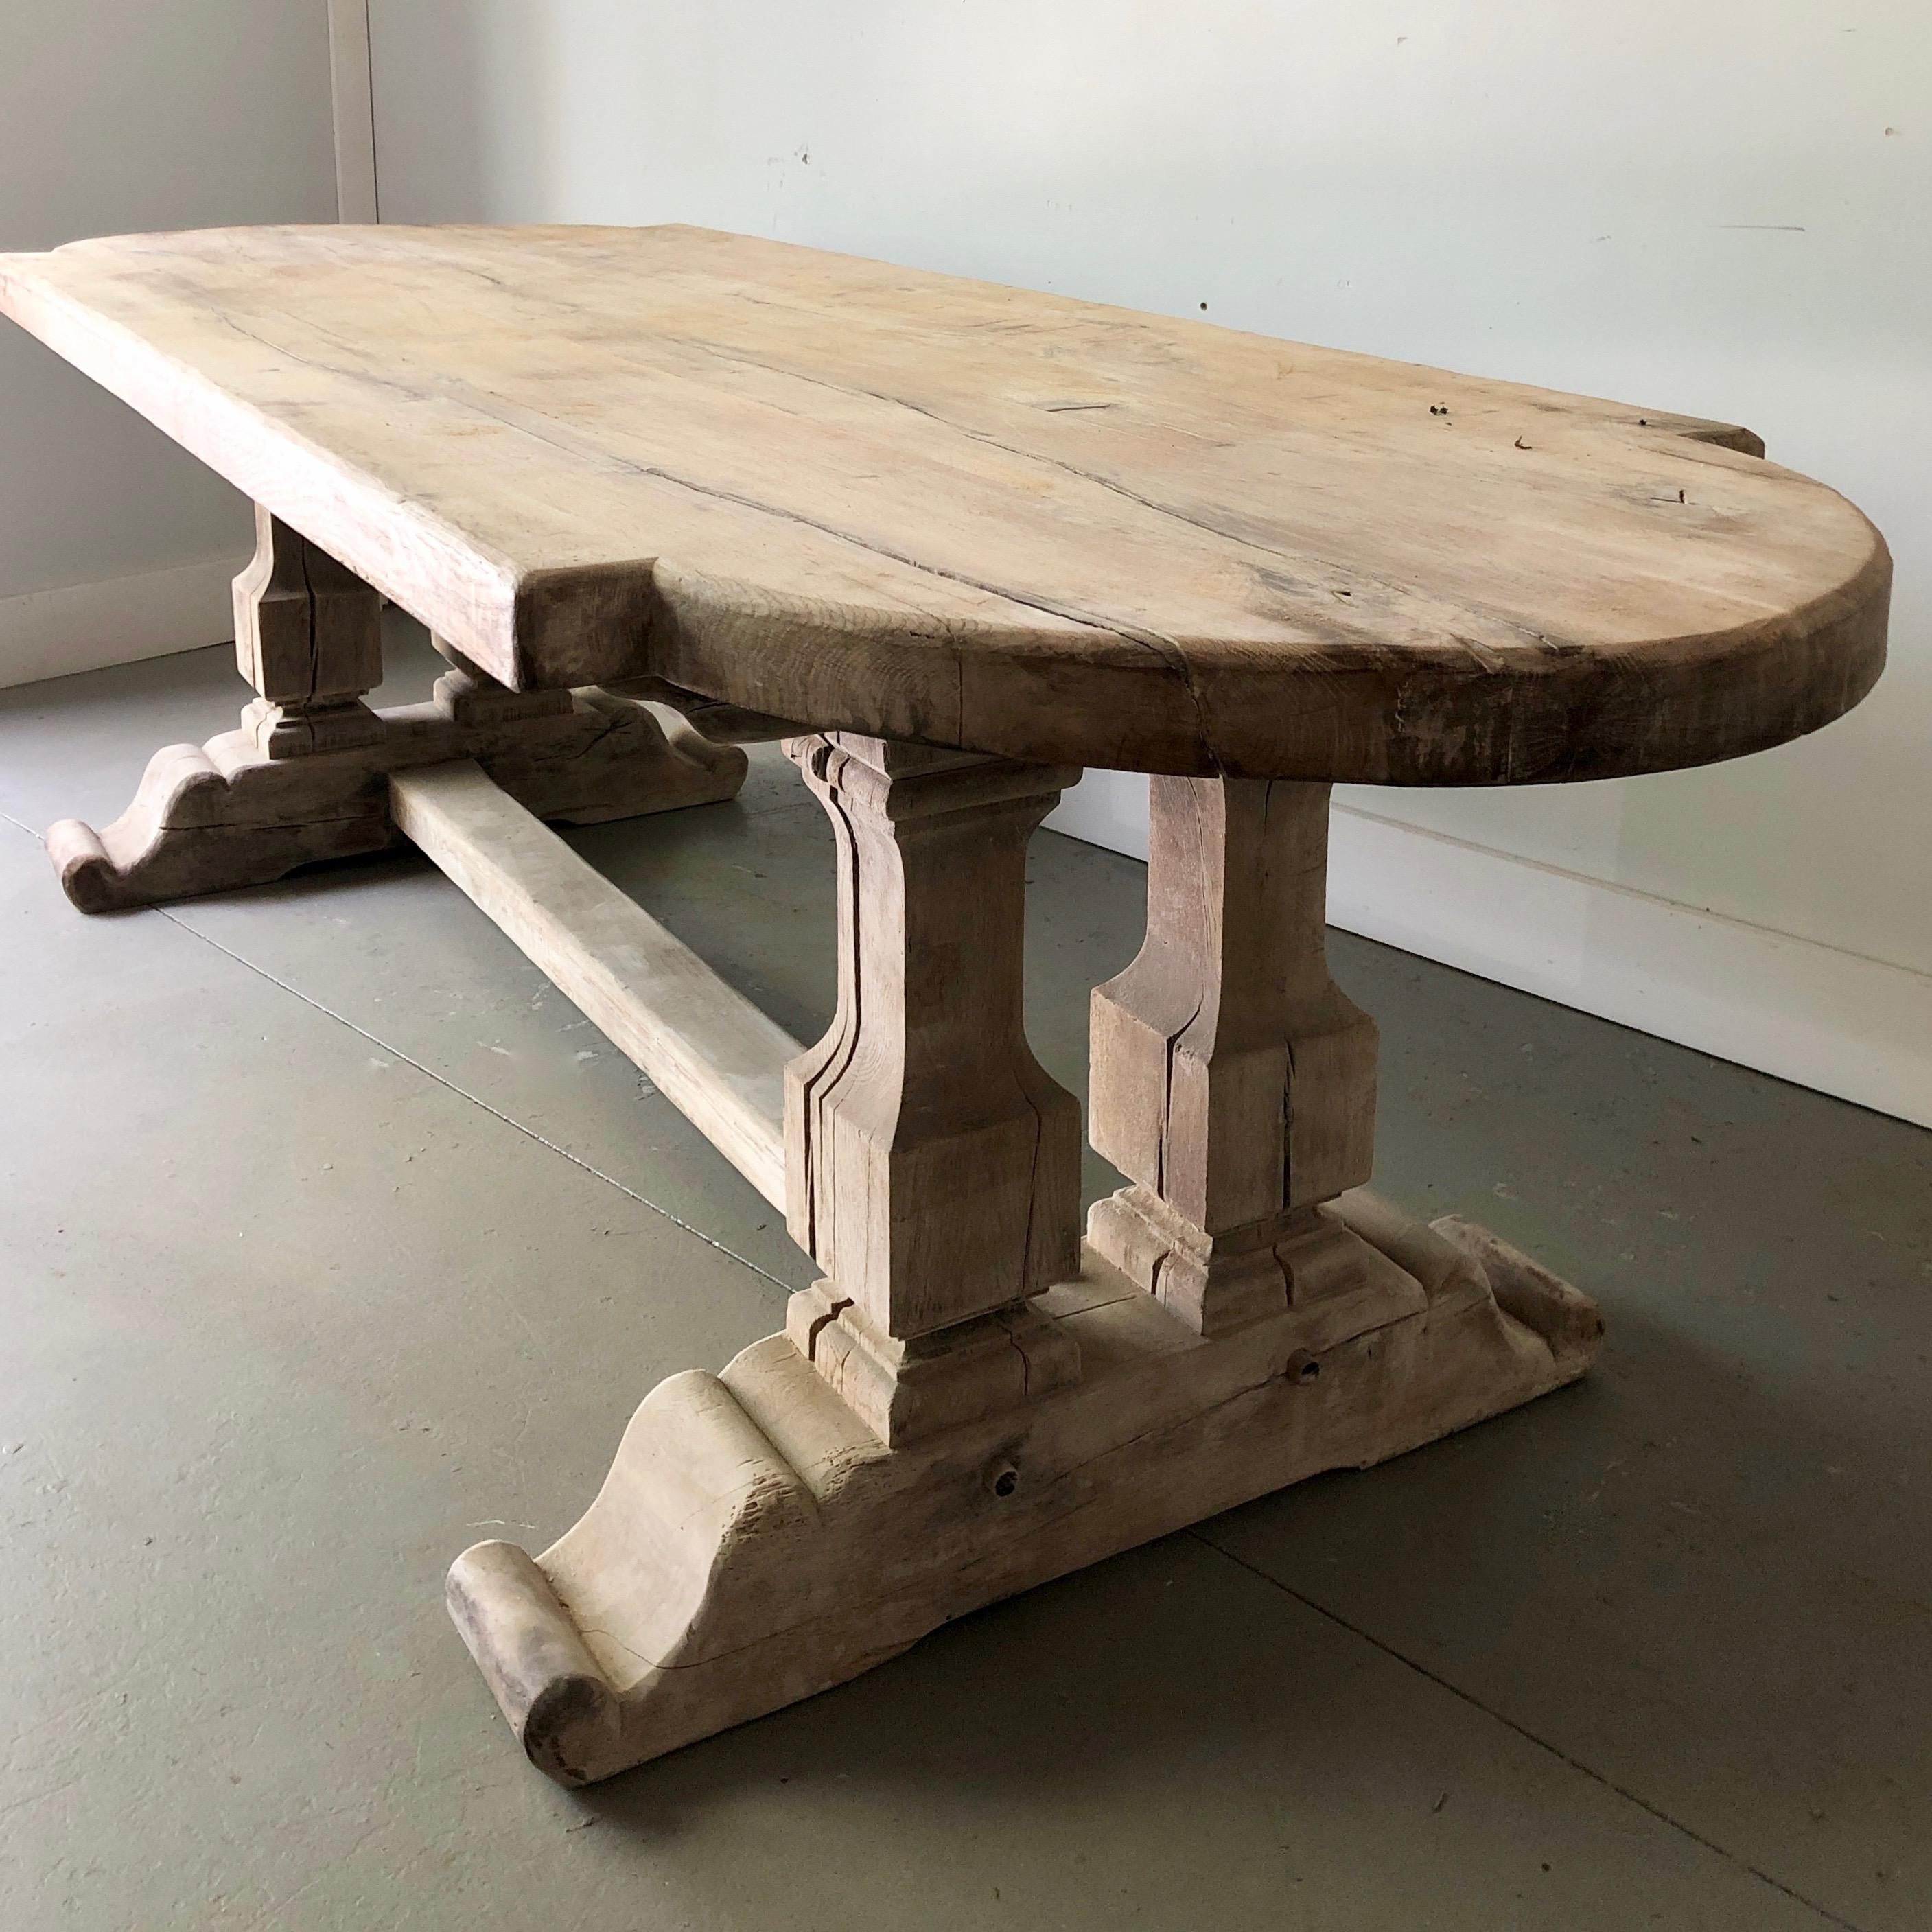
left=1, top=225, right=1889, bottom=1787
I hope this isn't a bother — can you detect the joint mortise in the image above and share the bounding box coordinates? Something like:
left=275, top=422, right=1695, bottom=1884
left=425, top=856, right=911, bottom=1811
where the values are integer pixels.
left=782, top=733, right=1083, bottom=1442
left=1088, top=777, right=1378, bottom=1334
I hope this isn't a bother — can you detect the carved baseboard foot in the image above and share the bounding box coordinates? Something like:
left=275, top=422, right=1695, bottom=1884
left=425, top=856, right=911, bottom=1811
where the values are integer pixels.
left=47, top=690, right=748, bottom=913
left=449, top=1194, right=1602, bottom=1786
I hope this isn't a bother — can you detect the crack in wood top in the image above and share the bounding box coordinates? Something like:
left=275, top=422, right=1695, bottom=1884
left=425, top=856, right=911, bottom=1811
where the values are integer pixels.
left=0, top=223, right=1888, bottom=780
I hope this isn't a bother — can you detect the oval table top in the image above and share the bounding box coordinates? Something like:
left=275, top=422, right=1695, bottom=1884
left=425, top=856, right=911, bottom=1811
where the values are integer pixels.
left=0, top=224, right=1888, bottom=782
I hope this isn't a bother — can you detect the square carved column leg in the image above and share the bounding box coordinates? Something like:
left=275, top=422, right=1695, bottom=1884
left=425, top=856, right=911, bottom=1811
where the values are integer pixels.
left=780, top=735, right=1086, bottom=1444
left=447, top=758, right=1603, bottom=1789
left=1084, top=773, right=1601, bottom=1402
left=46, top=506, right=748, bottom=912
left=1087, top=777, right=1380, bottom=1335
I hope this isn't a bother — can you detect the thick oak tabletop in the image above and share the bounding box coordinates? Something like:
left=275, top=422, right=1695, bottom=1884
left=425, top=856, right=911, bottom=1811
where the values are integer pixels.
left=0, top=224, right=1887, bottom=781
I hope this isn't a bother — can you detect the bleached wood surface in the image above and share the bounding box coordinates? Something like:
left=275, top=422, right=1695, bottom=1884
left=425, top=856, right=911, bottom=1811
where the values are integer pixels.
left=390, top=759, right=797, bottom=1208
left=0, top=224, right=1888, bottom=781
left=3, top=222, right=1889, bottom=1791
left=449, top=1196, right=1603, bottom=1785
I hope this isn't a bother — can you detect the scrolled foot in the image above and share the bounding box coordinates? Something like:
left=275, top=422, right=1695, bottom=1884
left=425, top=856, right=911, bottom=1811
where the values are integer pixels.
left=452, top=1211, right=1602, bottom=1786
left=45, top=737, right=390, bottom=913
left=1431, top=1214, right=1606, bottom=1380
left=45, top=815, right=123, bottom=914
left=446, top=1541, right=624, bottom=1786
left=449, top=1366, right=853, bottom=1786
left=48, top=690, right=752, bottom=914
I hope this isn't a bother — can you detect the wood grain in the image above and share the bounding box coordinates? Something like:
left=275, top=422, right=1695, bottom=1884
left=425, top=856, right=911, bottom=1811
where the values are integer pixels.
left=783, top=734, right=1083, bottom=1441
left=231, top=502, right=385, bottom=756
left=47, top=684, right=747, bottom=912
left=391, top=760, right=795, bottom=1208
left=448, top=1198, right=1603, bottom=1786
left=0, top=224, right=1888, bottom=782
left=1089, top=778, right=1380, bottom=1334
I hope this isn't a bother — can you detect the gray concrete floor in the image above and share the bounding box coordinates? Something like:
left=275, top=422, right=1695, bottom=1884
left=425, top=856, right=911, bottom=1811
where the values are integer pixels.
left=2, top=624, right=1928, bottom=1932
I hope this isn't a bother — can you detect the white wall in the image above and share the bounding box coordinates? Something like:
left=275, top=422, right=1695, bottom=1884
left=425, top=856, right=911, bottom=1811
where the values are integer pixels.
left=366, top=0, right=1931, bottom=1120
left=0, top=0, right=342, bottom=687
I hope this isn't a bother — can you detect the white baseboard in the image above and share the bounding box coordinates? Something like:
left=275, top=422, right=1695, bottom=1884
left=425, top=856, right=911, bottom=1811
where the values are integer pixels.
left=1047, top=775, right=1932, bottom=1130
left=0, top=553, right=244, bottom=692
